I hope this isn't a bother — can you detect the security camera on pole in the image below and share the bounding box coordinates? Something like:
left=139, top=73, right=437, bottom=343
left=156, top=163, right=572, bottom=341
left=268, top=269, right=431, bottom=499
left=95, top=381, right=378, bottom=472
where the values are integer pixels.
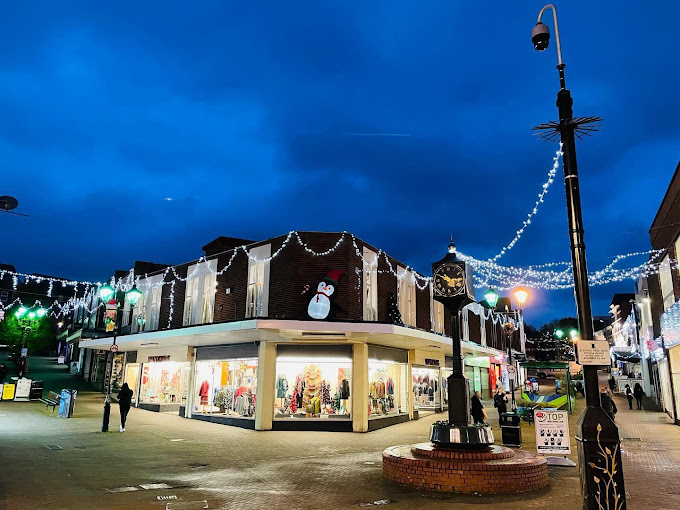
left=530, top=5, right=625, bottom=508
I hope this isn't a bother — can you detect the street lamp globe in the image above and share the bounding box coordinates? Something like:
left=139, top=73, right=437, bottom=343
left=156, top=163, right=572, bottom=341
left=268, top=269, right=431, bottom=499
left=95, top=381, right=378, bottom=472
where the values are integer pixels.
left=27, top=311, right=36, bottom=319
left=16, top=306, right=28, bottom=318
left=513, top=288, right=529, bottom=308
left=126, top=286, right=143, bottom=307
left=484, top=288, right=499, bottom=309
left=98, top=284, right=115, bottom=301
left=36, top=307, right=47, bottom=318
left=531, top=21, right=550, bottom=51
left=555, top=329, right=565, bottom=339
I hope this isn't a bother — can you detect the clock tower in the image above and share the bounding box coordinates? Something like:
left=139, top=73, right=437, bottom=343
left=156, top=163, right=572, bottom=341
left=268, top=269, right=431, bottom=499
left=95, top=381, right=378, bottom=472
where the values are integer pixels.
left=429, top=238, right=494, bottom=447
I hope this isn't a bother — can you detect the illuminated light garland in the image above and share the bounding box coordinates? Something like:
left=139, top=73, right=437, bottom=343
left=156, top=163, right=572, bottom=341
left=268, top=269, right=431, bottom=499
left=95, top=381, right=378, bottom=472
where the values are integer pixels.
left=489, top=143, right=563, bottom=263
left=167, top=280, right=175, bottom=329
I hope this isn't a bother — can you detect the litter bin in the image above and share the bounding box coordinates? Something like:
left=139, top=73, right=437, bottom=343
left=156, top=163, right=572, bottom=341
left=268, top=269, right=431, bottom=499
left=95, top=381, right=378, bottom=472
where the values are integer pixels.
left=500, top=412, right=522, bottom=447
left=58, top=389, right=77, bottom=418
left=30, top=380, right=44, bottom=401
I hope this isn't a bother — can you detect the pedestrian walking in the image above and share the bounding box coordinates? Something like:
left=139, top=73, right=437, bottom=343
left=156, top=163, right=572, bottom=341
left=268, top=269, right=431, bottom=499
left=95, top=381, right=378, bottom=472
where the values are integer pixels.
left=0, top=363, right=7, bottom=384
left=608, top=375, right=616, bottom=391
left=634, top=382, right=645, bottom=410
left=625, top=384, right=634, bottom=410
left=471, top=391, right=486, bottom=425
left=117, top=383, right=133, bottom=432
left=600, top=387, right=616, bottom=421
left=493, top=387, right=508, bottom=418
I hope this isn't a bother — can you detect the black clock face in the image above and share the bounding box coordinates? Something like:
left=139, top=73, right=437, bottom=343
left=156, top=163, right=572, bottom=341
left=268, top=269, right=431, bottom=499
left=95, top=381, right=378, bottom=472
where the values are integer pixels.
left=434, top=264, right=466, bottom=297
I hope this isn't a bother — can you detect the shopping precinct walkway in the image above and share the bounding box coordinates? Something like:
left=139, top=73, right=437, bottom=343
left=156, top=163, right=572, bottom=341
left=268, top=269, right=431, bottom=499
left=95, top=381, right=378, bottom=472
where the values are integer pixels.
left=1, top=358, right=679, bottom=510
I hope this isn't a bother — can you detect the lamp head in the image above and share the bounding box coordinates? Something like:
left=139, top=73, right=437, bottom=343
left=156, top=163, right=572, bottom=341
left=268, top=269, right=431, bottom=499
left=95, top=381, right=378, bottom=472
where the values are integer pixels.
left=531, top=22, right=550, bottom=51
left=126, top=286, right=143, bottom=307
left=99, top=284, right=115, bottom=301
left=16, top=306, right=28, bottom=318
left=555, top=329, right=564, bottom=339
left=36, top=307, right=47, bottom=318
left=484, top=288, right=499, bottom=309
left=513, top=288, right=529, bottom=308
left=448, top=235, right=457, bottom=254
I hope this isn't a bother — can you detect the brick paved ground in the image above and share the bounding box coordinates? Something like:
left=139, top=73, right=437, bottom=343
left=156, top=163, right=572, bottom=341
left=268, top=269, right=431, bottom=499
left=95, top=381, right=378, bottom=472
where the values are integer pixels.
left=0, top=358, right=678, bottom=510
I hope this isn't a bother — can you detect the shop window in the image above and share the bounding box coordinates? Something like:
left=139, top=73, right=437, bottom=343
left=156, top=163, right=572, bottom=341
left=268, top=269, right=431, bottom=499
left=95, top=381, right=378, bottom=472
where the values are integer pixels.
left=660, top=255, right=675, bottom=311
left=274, top=353, right=352, bottom=419
left=184, top=260, right=218, bottom=326
left=149, top=286, right=161, bottom=330
left=368, top=360, right=407, bottom=417
left=412, top=366, right=440, bottom=413
left=124, top=363, right=140, bottom=404
left=246, top=244, right=271, bottom=318
left=139, top=362, right=191, bottom=404
left=363, top=247, right=378, bottom=321
left=398, top=266, right=416, bottom=327
left=193, top=358, right=258, bottom=418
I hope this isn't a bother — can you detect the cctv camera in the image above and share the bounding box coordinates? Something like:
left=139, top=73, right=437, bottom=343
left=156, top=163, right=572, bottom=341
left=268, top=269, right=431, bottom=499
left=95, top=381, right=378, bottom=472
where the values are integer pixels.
left=531, top=22, right=550, bottom=51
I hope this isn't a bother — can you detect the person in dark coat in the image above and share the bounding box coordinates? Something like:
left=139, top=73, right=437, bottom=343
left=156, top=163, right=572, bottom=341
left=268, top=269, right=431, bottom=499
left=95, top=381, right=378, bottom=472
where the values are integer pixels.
left=493, top=387, right=508, bottom=419
left=0, top=363, right=7, bottom=384
left=608, top=375, right=616, bottom=391
left=471, top=391, right=485, bottom=424
left=117, top=383, right=133, bottom=432
left=633, top=382, right=645, bottom=410
left=600, top=387, right=616, bottom=421
left=625, top=384, right=634, bottom=410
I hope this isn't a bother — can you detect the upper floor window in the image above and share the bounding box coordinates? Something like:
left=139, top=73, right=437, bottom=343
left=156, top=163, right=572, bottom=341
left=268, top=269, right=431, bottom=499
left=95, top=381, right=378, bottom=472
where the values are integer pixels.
left=132, top=274, right=163, bottom=332
left=659, top=255, right=674, bottom=311
left=246, top=244, right=271, bottom=318
left=183, top=259, right=218, bottom=326
left=397, top=266, right=416, bottom=327
left=363, top=247, right=378, bottom=321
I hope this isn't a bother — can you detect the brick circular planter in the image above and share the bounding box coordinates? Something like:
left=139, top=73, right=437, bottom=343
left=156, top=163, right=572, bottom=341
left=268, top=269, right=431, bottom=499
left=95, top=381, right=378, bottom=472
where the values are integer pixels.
left=383, top=443, right=549, bottom=494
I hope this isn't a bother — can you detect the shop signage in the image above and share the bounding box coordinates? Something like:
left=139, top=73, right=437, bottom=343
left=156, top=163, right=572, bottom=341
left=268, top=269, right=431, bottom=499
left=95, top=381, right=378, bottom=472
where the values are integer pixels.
left=57, top=356, right=65, bottom=364
left=2, top=383, right=16, bottom=400
left=424, top=358, right=440, bottom=367
left=97, top=350, right=106, bottom=355
left=576, top=340, right=610, bottom=366
left=534, top=409, right=571, bottom=455
left=110, top=344, right=119, bottom=353
left=148, top=355, right=170, bottom=362
left=70, top=362, right=80, bottom=375
left=20, top=348, right=28, bottom=357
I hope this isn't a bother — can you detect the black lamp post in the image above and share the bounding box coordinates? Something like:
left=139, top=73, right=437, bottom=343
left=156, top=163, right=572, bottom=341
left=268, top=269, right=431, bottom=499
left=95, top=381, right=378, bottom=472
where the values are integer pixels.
left=531, top=5, right=626, bottom=508
left=99, top=284, right=142, bottom=433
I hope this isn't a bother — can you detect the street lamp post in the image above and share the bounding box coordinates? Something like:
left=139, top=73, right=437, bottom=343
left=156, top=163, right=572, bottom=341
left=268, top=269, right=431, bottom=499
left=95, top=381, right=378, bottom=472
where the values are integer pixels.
left=14, top=306, right=47, bottom=377
left=100, top=285, right=142, bottom=433
left=531, top=5, right=626, bottom=508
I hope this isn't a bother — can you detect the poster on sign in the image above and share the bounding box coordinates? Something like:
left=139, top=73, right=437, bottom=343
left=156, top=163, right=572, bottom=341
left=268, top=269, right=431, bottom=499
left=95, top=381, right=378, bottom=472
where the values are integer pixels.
left=534, top=409, right=571, bottom=455
left=2, top=383, right=16, bottom=400
left=14, top=378, right=32, bottom=401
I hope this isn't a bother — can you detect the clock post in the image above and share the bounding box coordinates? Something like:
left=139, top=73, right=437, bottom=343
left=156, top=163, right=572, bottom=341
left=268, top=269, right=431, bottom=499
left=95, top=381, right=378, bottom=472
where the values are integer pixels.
left=430, top=239, right=494, bottom=447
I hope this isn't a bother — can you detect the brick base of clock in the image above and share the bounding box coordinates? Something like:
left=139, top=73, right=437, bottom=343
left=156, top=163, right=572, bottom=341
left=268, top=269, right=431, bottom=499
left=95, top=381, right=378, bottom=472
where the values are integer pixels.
left=382, top=443, right=549, bottom=494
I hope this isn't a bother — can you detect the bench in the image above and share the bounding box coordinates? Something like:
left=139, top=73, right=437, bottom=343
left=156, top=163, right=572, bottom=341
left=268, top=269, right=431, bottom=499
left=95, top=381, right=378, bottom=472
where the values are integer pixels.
left=39, top=391, right=60, bottom=412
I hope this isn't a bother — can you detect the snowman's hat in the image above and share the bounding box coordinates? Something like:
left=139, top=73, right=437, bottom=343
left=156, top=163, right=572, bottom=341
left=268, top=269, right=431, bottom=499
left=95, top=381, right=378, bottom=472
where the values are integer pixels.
left=323, top=270, right=345, bottom=287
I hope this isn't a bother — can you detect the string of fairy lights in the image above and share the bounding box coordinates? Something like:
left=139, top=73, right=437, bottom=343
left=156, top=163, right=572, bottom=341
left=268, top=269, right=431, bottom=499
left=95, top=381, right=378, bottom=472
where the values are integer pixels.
left=0, top=146, right=670, bottom=323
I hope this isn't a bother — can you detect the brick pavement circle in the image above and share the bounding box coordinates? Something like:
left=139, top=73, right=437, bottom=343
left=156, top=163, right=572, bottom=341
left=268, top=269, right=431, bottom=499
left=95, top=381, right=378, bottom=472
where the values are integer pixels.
left=382, top=443, right=549, bottom=494
left=412, top=442, right=515, bottom=460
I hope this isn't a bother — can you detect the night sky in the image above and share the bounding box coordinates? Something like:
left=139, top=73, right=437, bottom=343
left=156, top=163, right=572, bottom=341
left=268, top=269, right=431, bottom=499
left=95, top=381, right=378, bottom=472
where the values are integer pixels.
left=1, top=2, right=679, bottom=327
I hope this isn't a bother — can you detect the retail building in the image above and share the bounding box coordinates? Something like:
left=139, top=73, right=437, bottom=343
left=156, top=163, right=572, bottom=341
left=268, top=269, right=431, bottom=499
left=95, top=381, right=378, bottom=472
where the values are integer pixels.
left=78, top=231, right=524, bottom=432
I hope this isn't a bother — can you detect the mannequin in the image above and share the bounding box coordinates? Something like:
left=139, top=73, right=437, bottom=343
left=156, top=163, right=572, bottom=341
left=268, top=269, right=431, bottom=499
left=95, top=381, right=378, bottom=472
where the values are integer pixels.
left=275, top=374, right=289, bottom=411
left=198, top=380, right=210, bottom=413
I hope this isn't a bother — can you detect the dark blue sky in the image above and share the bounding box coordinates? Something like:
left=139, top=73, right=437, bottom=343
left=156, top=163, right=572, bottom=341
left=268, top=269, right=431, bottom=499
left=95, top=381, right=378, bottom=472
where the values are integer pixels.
left=1, top=2, right=679, bottom=327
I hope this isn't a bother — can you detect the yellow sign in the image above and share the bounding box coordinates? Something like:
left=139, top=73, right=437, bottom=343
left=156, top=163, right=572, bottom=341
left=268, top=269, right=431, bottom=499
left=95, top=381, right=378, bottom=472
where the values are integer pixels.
left=2, top=383, right=16, bottom=400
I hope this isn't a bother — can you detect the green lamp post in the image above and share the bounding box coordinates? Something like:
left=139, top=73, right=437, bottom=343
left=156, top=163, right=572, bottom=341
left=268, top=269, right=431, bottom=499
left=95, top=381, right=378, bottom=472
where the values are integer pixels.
left=14, top=305, right=48, bottom=377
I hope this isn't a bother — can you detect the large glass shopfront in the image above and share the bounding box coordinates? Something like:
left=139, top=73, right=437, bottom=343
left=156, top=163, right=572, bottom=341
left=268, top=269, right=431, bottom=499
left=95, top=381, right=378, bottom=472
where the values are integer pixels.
left=193, top=358, right=258, bottom=418
left=274, top=345, right=352, bottom=420
left=368, top=345, right=408, bottom=418
left=139, top=361, right=191, bottom=405
left=412, top=366, right=441, bottom=414
left=124, top=363, right=140, bottom=404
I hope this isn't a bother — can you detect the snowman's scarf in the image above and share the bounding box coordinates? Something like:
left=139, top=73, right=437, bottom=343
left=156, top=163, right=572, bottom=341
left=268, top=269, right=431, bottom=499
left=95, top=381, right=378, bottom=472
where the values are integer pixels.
left=315, top=291, right=331, bottom=302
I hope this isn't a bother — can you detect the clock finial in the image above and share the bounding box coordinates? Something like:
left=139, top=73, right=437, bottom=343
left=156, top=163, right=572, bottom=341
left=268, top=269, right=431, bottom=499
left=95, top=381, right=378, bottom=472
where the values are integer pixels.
left=448, top=235, right=456, bottom=255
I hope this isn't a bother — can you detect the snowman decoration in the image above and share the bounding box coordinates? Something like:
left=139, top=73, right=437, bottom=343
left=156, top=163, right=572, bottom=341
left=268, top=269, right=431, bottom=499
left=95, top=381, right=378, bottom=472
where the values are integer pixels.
left=307, top=270, right=345, bottom=320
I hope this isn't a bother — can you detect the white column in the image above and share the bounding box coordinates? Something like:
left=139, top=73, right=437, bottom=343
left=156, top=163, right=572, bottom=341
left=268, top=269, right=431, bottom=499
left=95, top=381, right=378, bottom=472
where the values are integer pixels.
left=255, top=341, right=276, bottom=431
left=352, top=343, right=369, bottom=432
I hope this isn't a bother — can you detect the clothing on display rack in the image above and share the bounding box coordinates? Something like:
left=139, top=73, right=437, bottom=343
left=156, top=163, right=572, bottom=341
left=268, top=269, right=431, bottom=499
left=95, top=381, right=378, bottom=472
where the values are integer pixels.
left=339, top=378, right=350, bottom=399
left=276, top=375, right=288, bottom=399
left=199, top=381, right=210, bottom=406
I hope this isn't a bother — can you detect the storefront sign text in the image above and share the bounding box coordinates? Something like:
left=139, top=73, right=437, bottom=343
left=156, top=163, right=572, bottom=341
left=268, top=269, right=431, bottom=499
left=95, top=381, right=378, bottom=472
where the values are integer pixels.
left=148, top=356, right=170, bottom=362
left=576, top=340, right=610, bottom=366
left=424, top=358, right=440, bottom=366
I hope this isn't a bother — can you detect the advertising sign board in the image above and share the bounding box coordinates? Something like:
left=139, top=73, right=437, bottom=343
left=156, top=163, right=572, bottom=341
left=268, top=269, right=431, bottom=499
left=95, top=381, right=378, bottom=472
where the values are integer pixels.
left=534, top=409, right=571, bottom=455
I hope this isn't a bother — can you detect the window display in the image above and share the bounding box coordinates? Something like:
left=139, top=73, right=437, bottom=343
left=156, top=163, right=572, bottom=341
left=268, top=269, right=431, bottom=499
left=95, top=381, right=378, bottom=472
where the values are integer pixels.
left=139, top=362, right=191, bottom=404
left=368, top=361, right=407, bottom=417
left=124, top=363, right=140, bottom=404
left=110, top=353, right=125, bottom=391
left=192, top=359, right=258, bottom=418
left=441, top=368, right=452, bottom=408
left=274, top=357, right=352, bottom=419
left=412, top=366, right=440, bottom=414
